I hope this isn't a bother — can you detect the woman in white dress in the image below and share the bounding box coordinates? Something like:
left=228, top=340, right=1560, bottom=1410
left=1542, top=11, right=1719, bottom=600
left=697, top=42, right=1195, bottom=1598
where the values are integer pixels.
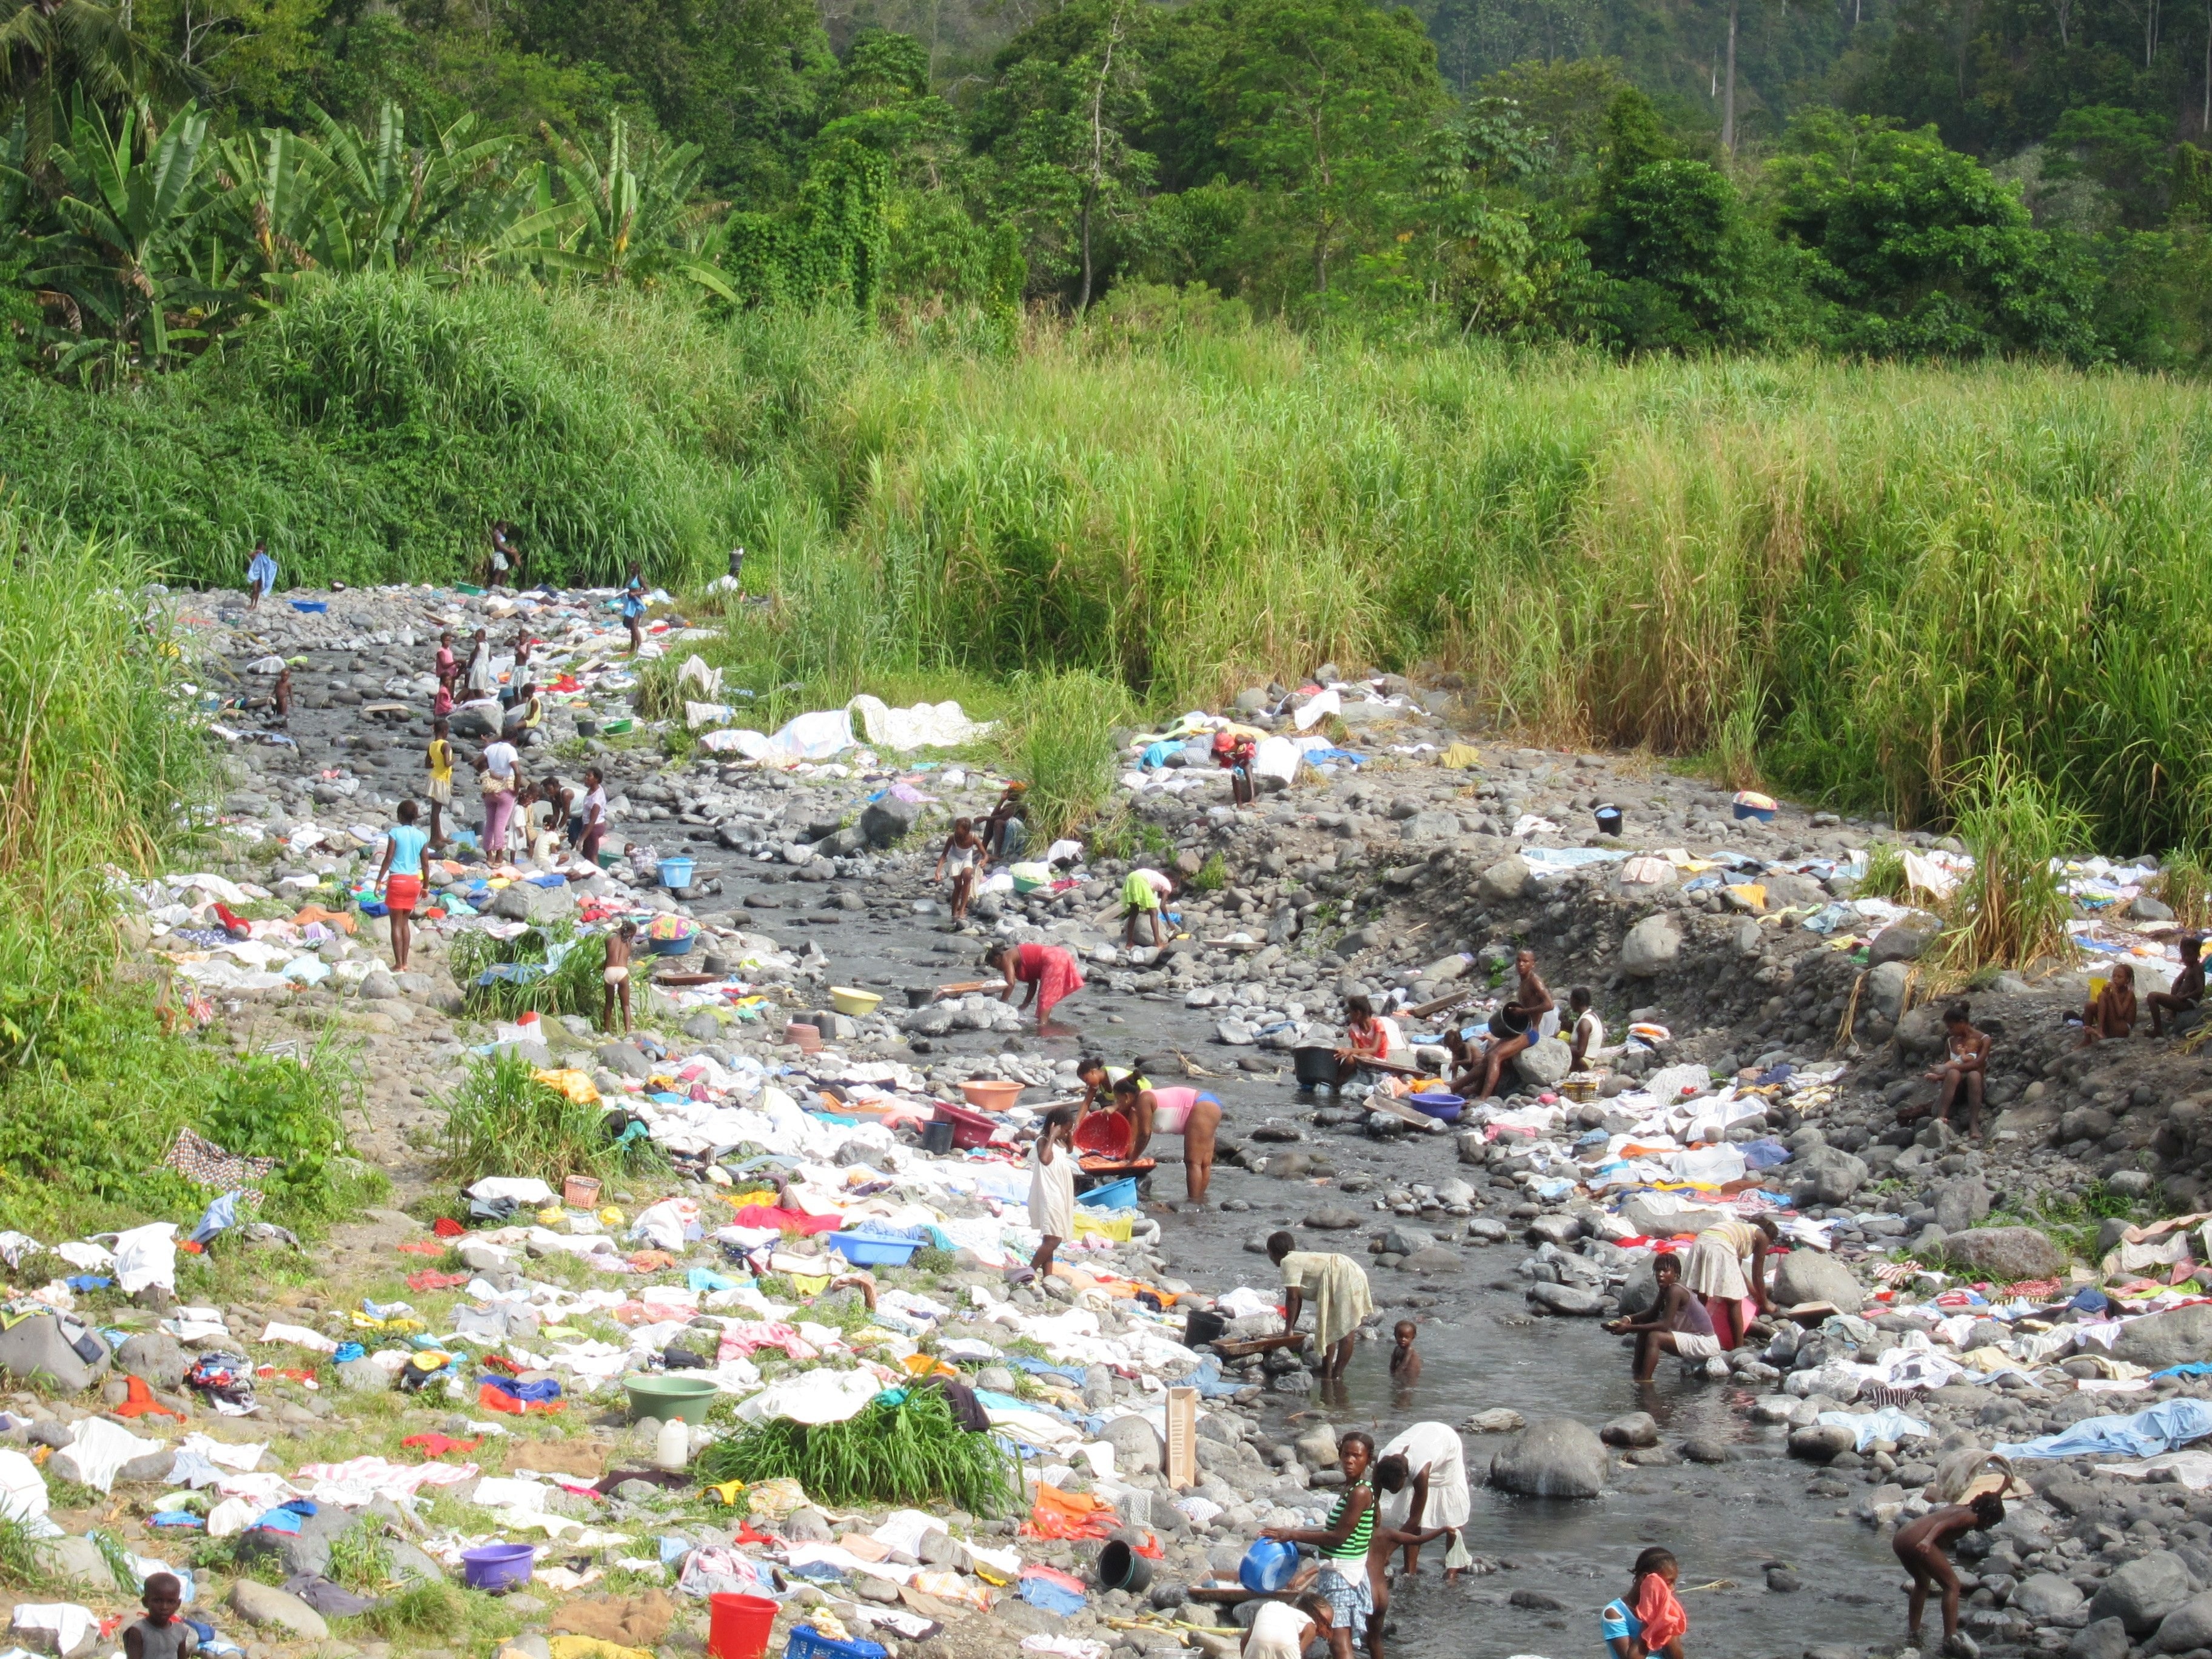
left=1374, top=1421, right=1473, bottom=1581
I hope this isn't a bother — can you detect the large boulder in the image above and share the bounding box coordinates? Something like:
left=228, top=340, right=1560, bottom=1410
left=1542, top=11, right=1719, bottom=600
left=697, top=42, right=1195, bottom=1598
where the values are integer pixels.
left=1102, top=1414, right=1164, bottom=1476
left=227, top=1581, right=329, bottom=1641
left=2013, top=1574, right=2088, bottom=1626
left=2115, top=1303, right=2212, bottom=1369
left=235, top=1505, right=363, bottom=1578
left=1600, top=1413, right=1658, bottom=1448
left=2070, top=1619, right=2131, bottom=1659
left=114, top=1332, right=186, bottom=1392
left=859, top=797, right=923, bottom=849
left=1514, top=1036, right=1573, bottom=1087
left=2088, top=1550, right=2193, bottom=1636
left=1869, top=912, right=1943, bottom=965
left=1486, top=1418, right=1607, bottom=1498
left=1930, top=1176, right=1992, bottom=1235
left=491, top=880, right=576, bottom=923
left=1771, top=1250, right=1865, bottom=1315
left=41, top=1536, right=118, bottom=1590
left=2154, top=1591, right=2212, bottom=1652
left=1526, top=1282, right=1604, bottom=1316
left=1786, top=1424, right=1857, bottom=1463
left=596, top=1042, right=655, bottom=1079
left=1943, top=1227, right=2066, bottom=1282
left=1867, top=960, right=1911, bottom=1020
left=1478, top=856, right=1530, bottom=902
left=1792, top=1145, right=1869, bottom=1207
left=0, top=1313, right=109, bottom=1394
left=1620, top=916, right=1681, bottom=977
left=448, top=699, right=503, bottom=739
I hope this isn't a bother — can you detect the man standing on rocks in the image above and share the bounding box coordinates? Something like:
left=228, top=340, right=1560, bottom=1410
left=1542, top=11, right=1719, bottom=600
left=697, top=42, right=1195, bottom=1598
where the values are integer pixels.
left=1268, top=1232, right=1373, bottom=1381
left=1680, top=1213, right=1777, bottom=1349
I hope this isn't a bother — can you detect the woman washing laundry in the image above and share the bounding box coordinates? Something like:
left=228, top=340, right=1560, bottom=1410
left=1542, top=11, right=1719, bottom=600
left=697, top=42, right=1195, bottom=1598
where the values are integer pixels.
left=1080, top=1072, right=1225, bottom=1204
left=1372, top=1421, right=1473, bottom=1583
left=985, top=940, right=1087, bottom=1025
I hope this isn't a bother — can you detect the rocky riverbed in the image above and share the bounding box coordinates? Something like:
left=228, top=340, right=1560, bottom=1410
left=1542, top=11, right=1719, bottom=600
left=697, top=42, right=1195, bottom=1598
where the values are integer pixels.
left=15, top=578, right=2212, bottom=1659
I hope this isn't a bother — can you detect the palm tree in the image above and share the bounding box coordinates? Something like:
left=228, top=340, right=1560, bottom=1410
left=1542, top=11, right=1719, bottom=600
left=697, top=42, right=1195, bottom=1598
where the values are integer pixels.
left=0, top=0, right=196, bottom=171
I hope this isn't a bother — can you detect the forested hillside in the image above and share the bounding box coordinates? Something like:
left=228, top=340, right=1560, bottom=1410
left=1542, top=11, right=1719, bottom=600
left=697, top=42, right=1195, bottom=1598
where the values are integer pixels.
left=5, top=0, right=2212, bottom=361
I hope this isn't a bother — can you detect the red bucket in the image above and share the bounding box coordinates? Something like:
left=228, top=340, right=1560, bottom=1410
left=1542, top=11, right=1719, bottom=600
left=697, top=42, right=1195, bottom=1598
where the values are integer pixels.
left=708, top=1594, right=780, bottom=1659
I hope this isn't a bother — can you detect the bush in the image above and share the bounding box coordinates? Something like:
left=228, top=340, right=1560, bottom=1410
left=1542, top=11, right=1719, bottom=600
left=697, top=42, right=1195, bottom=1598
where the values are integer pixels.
left=693, top=1386, right=1019, bottom=1513
left=433, top=1053, right=659, bottom=1190
left=449, top=922, right=608, bottom=1022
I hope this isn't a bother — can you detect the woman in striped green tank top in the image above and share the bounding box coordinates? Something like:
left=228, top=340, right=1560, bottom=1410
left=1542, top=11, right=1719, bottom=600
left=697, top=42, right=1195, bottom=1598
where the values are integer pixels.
left=1259, top=1431, right=1375, bottom=1659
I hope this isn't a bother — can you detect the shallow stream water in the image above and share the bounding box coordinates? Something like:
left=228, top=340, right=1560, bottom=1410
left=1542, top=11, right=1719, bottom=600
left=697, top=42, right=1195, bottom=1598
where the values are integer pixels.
left=736, top=870, right=1900, bottom=1659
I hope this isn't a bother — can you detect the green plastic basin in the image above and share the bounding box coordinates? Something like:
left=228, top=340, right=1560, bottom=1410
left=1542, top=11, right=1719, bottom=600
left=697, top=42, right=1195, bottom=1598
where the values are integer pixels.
left=624, top=1372, right=719, bottom=1424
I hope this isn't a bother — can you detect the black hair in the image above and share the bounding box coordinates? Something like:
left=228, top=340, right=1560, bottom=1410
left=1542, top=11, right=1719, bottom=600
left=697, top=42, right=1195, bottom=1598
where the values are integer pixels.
left=1653, top=1250, right=1681, bottom=1276
left=1571, top=986, right=1592, bottom=1010
left=1265, top=1230, right=1296, bottom=1258
left=1945, top=1000, right=1971, bottom=1024
left=1631, top=1547, right=1677, bottom=1586
left=1042, top=1104, right=1078, bottom=1134
left=142, top=1572, right=181, bottom=1598
left=1971, top=1491, right=2006, bottom=1525
left=1338, top=1430, right=1375, bottom=1458
left=1076, top=1053, right=1107, bottom=1076
left=397, top=800, right=419, bottom=823
left=1111, top=1073, right=1142, bottom=1097
left=1373, top=1453, right=1410, bottom=1492
left=1345, top=994, right=1373, bottom=1021
left=1295, top=1594, right=1332, bottom=1622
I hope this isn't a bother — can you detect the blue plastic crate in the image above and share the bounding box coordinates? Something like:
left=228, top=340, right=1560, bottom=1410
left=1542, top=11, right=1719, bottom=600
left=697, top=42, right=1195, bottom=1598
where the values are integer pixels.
left=786, top=1628, right=887, bottom=1659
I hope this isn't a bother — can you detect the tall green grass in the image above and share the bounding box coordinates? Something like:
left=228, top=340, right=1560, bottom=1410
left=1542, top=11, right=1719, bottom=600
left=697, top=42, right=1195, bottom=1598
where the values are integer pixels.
left=0, top=511, right=373, bottom=1235
left=14, top=283, right=2212, bottom=848
left=0, top=515, right=209, bottom=1064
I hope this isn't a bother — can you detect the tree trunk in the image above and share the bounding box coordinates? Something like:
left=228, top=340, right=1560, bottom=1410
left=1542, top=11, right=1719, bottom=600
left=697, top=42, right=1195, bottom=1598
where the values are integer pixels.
left=1077, top=192, right=1094, bottom=313
left=1722, top=0, right=1740, bottom=152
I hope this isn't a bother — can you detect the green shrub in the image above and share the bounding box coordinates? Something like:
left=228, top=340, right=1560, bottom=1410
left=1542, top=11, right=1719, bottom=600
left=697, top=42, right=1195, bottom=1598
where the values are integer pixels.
left=450, top=922, right=608, bottom=1021
left=433, top=1053, right=659, bottom=1190
left=693, top=1386, right=1019, bottom=1514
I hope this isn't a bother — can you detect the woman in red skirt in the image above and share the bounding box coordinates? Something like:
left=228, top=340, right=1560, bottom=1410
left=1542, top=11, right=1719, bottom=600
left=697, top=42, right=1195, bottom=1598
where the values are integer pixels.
left=986, top=940, right=1087, bottom=1025
left=374, top=800, right=432, bottom=971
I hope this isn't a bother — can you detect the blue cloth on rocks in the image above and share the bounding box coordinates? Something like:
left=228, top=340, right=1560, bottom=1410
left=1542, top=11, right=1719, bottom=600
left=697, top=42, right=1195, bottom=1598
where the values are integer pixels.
left=1995, top=1397, right=2212, bottom=1460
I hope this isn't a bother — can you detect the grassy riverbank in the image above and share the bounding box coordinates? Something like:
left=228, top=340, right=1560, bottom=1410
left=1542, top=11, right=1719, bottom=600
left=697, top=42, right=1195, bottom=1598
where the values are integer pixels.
left=7, top=280, right=2211, bottom=846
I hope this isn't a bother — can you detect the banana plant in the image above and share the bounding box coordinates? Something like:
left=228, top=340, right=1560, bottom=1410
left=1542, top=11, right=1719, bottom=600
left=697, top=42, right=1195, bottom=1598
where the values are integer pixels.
left=306, top=101, right=514, bottom=274
left=523, top=110, right=735, bottom=299
left=35, top=99, right=229, bottom=376
left=215, top=121, right=343, bottom=287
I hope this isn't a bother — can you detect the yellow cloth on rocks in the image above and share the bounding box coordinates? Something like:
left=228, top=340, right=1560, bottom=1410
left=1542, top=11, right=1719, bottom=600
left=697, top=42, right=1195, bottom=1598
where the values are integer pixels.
left=545, top=1640, right=654, bottom=1659
left=1280, top=1250, right=1373, bottom=1349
